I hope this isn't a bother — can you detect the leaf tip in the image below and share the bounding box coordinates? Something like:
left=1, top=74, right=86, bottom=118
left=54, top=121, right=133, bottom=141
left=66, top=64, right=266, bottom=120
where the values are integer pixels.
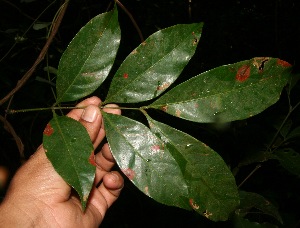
left=276, top=59, right=292, bottom=68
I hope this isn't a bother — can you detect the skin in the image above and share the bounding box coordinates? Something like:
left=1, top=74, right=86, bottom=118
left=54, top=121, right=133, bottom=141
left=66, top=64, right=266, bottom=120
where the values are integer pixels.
left=0, top=96, right=124, bottom=227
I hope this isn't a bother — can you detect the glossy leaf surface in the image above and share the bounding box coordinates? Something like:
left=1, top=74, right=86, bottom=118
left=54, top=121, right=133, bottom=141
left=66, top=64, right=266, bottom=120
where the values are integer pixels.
left=237, top=191, right=283, bottom=224
left=105, top=23, right=203, bottom=103
left=56, top=8, right=120, bottom=103
left=145, top=115, right=239, bottom=221
left=43, top=115, right=95, bottom=209
left=102, top=112, right=190, bottom=210
left=150, top=58, right=292, bottom=123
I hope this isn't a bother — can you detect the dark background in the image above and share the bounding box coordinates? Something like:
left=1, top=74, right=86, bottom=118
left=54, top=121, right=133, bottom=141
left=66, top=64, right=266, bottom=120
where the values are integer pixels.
left=0, top=0, right=299, bottom=227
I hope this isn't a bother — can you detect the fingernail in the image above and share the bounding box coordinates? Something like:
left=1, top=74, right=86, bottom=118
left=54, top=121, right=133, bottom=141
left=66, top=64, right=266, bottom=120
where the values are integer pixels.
left=81, top=106, right=99, bottom=123
left=110, top=173, right=119, bottom=182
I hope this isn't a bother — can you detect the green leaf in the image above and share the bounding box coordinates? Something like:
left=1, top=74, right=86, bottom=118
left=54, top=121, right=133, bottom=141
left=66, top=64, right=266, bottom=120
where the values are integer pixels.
left=105, top=23, right=203, bottom=103
left=271, top=148, right=300, bottom=177
left=233, top=214, right=278, bottom=228
left=43, top=115, right=95, bottom=210
left=150, top=58, right=292, bottom=123
left=145, top=115, right=239, bottom=221
left=286, top=126, right=300, bottom=140
left=56, top=7, right=120, bottom=103
left=238, top=150, right=272, bottom=168
left=102, top=112, right=190, bottom=210
left=237, top=191, right=283, bottom=224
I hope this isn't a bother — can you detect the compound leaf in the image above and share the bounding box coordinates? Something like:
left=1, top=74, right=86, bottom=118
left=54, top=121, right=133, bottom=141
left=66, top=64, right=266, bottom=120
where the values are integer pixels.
left=43, top=114, right=95, bottom=210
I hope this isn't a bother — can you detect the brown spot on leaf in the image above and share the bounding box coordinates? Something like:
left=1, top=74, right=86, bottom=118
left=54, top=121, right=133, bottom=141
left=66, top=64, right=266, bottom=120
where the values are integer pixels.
left=157, top=82, right=170, bottom=91
left=277, top=59, right=292, bottom=67
left=144, top=186, right=149, bottom=195
left=194, top=103, right=199, bottom=108
left=122, top=168, right=135, bottom=180
left=89, top=151, right=96, bottom=167
left=123, top=73, right=129, bottom=79
left=189, top=198, right=200, bottom=210
left=142, top=41, right=146, bottom=46
left=253, top=57, right=270, bottom=73
left=43, top=123, right=54, bottom=136
left=175, top=109, right=181, bottom=117
left=131, top=49, right=138, bottom=54
left=192, top=32, right=198, bottom=45
left=83, top=194, right=89, bottom=202
left=161, top=106, right=168, bottom=112
left=236, top=65, right=251, bottom=82
left=204, top=210, right=213, bottom=218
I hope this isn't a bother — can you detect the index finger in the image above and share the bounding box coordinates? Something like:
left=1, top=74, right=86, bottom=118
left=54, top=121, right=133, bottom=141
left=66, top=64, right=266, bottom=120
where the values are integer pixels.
left=67, top=96, right=101, bottom=121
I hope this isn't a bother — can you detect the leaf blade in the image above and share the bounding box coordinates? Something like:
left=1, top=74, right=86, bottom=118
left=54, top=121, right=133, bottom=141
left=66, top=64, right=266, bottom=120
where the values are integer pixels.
left=237, top=191, right=283, bottom=224
left=146, top=115, right=239, bottom=221
left=43, top=115, right=95, bottom=210
left=102, top=112, right=190, bottom=209
left=271, top=148, right=300, bottom=177
left=105, top=23, right=203, bottom=103
left=56, top=7, right=120, bottom=103
left=150, top=58, right=292, bottom=123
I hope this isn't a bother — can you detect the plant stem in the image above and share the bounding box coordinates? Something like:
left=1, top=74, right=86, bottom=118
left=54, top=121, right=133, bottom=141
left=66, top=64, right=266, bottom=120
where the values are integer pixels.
left=7, top=106, right=86, bottom=114
left=238, top=98, right=300, bottom=188
left=8, top=105, right=144, bottom=114
left=266, top=100, right=300, bottom=152
left=238, top=164, right=261, bottom=188
left=0, top=0, right=69, bottom=106
left=100, top=106, right=141, bottom=111
left=115, top=0, right=144, bottom=43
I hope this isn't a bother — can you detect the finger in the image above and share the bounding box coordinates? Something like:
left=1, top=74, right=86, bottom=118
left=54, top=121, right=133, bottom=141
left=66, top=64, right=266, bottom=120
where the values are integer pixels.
left=89, top=171, right=124, bottom=217
left=98, top=104, right=121, bottom=144
left=67, top=96, right=101, bottom=121
left=94, top=143, right=115, bottom=184
left=102, top=104, right=121, bottom=115
left=78, top=105, right=103, bottom=146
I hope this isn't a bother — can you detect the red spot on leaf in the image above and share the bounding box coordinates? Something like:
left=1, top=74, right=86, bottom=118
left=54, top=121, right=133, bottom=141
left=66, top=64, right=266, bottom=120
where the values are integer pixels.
left=122, top=168, right=135, bottom=180
left=236, top=65, right=251, bottom=82
left=277, top=59, right=292, bottom=67
left=43, top=123, right=54, bottom=136
left=151, top=145, right=160, bottom=151
left=89, top=151, right=96, bottom=167
left=123, top=73, right=129, bottom=79
left=189, top=198, right=200, bottom=210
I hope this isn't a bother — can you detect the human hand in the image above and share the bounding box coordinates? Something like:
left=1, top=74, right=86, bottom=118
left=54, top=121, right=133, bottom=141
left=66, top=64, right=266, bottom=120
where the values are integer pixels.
left=0, top=97, right=124, bottom=227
